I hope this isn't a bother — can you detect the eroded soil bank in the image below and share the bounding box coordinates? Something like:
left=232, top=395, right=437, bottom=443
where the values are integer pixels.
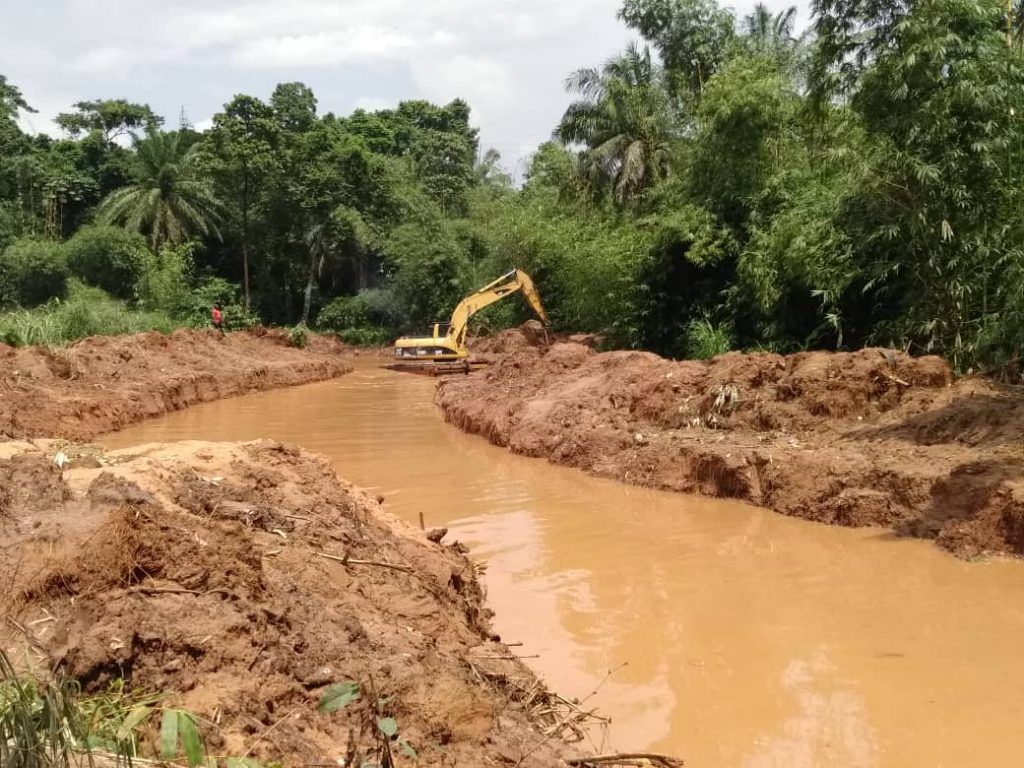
left=0, top=331, right=619, bottom=766
left=0, top=328, right=354, bottom=440
left=440, top=329, right=1024, bottom=557
left=0, top=439, right=583, bottom=766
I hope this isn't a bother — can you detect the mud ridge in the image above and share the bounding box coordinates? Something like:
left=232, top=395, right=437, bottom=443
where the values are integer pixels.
left=0, top=328, right=353, bottom=440
left=440, top=330, right=1024, bottom=558
left=0, top=439, right=584, bottom=767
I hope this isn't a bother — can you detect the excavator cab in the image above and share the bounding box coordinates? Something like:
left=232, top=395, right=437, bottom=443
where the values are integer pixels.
left=390, top=269, right=548, bottom=375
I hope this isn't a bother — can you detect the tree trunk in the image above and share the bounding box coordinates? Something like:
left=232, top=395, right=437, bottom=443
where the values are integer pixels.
left=242, top=240, right=251, bottom=310
left=241, top=165, right=252, bottom=310
left=301, top=248, right=316, bottom=326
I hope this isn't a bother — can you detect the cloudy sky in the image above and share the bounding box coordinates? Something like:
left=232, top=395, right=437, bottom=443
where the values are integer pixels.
left=4, top=0, right=807, bottom=172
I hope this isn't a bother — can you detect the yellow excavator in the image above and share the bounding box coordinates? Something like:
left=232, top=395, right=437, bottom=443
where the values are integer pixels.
left=390, top=268, right=549, bottom=375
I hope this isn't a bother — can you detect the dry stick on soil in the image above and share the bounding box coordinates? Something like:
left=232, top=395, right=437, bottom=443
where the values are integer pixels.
left=130, top=586, right=234, bottom=598
left=469, top=654, right=541, bottom=660
left=566, top=754, right=683, bottom=768
left=316, top=551, right=414, bottom=574
left=516, top=663, right=627, bottom=765
left=238, top=704, right=306, bottom=761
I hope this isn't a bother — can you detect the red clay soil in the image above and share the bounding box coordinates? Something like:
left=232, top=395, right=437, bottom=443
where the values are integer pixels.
left=0, top=329, right=353, bottom=440
left=440, top=328, right=1024, bottom=558
left=0, top=439, right=586, bottom=767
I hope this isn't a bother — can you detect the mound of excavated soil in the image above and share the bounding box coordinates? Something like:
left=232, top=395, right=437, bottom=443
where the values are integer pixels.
left=0, top=440, right=577, bottom=767
left=0, top=329, right=352, bottom=440
left=467, top=321, right=602, bottom=364
left=437, top=341, right=1024, bottom=558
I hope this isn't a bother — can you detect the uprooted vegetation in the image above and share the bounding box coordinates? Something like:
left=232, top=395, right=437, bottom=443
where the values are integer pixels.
left=1, top=439, right=676, bottom=767
left=440, top=330, right=1024, bottom=558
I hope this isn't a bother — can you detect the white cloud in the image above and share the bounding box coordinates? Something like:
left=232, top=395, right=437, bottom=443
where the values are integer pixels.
left=6, top=0, right=809, bottom=165
left=75, top=45, right=133, bottom=74
left=228, top=25, right=442, bottom=68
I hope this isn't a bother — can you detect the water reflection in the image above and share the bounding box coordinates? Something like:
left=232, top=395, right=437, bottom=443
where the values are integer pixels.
left=105, top=363, right=1024, bottom=767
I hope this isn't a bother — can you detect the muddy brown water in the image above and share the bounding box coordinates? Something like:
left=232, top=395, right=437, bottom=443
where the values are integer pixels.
left=105, top=363, right=1024, bottom=767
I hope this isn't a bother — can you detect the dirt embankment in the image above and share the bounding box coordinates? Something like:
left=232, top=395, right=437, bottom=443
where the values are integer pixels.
left=0, top=329, right=353, bottom=441
left=0, top=440, right=584, bottom=767
left=440, top=330, right=1024, bottom=558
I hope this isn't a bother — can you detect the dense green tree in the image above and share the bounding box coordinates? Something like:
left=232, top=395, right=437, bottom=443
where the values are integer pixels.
left=64, top=225, right=148, bottom=298
left=556, top=43, right=676, bottom=203
left=200, top=95, right=281, bottom=308
left=0, top=238, right=68, bottom=307
left=96, top=129, right=223, bottom=250
left=55, top=99, right=162, bottom=142
left=811, top=0, right=1024, bottom=365
left=271, top=82, right=318, bottom=133
left=742, top=4, right=797, bottom=47
left=619, top=0, right=736, bottom=93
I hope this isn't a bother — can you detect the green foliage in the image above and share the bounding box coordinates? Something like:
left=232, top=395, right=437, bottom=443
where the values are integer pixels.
left=0, top=238, right=68, bottom=307
left=316, top=288, right=404, bottom=334
left=135, top=243, right=195, bottom=314
left=336, top=327, right=393, bottom=346
left=287, top=324, right=308, bottom=348
left=96, top=129, right=224, bottom=249
left=618, top=0, right=736, bottom=94
left=2, top=19, right=1022, bottom=372
left=316, top=294, right=368, bottom=330
left=181, top=278, right=258, bottom=331
left=689, top=54, right=798, bottom=230
left=383, top=221, right=470, bottom=329
left=55, top=99, right=162, bottom=142
left=64, top=225, right=148, bottom=298
left=0, top=650, right=163, bottom=768
left=558, top=43, right=676, bottom=203
left=685, top=314, right=734, bottom=358
left=0, top=282, right=177, bottom=347
left=159, top=709, right=204, bottom=767
left=317, top=682, right=361, bottom=713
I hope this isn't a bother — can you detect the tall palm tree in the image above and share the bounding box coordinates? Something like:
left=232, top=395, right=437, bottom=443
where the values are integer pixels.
left=96, top=129, right=224, bottom=251
left=556, top=43, right=676, bottom=204
left=743, top=4, right=798, bottom=49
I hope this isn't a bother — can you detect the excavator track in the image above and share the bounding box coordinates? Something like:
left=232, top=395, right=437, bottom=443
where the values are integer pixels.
left=383, top=360, right=490, bottom=377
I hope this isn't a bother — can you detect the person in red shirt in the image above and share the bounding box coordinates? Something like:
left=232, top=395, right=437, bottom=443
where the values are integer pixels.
left=211, top=305, right=224, bottom=336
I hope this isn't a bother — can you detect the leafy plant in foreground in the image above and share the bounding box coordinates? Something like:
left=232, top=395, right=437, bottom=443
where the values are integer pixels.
left=317, top=681, right=417, bottom=766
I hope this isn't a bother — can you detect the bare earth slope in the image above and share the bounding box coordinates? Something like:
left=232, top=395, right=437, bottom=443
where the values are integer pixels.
left=0, top=439, right=577, bottom=767
left=440, top=334, right=1024, bottom=558
left=0, top=329, right=352, bottom=440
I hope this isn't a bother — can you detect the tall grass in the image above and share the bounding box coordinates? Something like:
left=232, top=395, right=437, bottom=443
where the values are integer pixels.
left=0, top=649, right=151, bottom=768
left=0, top=283, right=181, bottom=348
left=684, top=314, right=734, bottom=360
left=0, top=650, right=218, bottom=768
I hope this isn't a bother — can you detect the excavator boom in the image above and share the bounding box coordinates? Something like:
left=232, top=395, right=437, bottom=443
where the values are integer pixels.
left=392, top=269, right=549, bottom=370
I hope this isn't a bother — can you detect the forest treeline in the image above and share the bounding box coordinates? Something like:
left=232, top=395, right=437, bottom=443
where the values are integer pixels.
left=1, top=0, right=1023, bottom=369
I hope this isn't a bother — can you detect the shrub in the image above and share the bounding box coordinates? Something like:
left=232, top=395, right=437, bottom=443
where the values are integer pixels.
left=337, top=327, right=393, bottom=346
left=684, top=314, right=734, bottom=360
left=219, top=303, right=259, bottom=332
left=288, top=324, right=308, bottom=348
left=0, top=282, right=178, bottom=347
left=317, top=295, right=368, bottom=331
left=136, top=243, right=194, bottom=314
left=317, top=289, right=404, bottom=336
left=0, top=238, right=69, bottom=308
left=64, top=225, right=148, bottom=299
